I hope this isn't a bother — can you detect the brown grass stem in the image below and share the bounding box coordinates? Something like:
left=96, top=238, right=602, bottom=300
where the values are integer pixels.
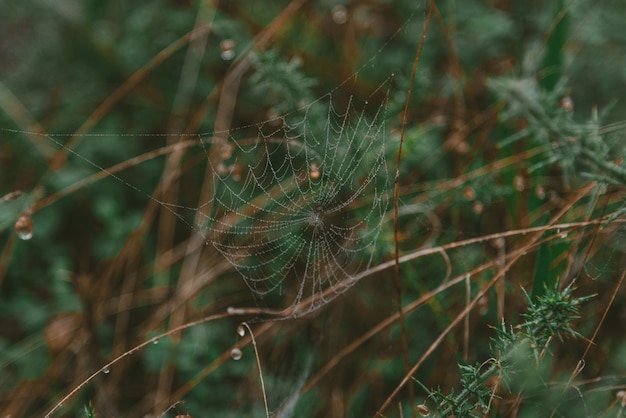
left=393, top=1, right=435, bottom=413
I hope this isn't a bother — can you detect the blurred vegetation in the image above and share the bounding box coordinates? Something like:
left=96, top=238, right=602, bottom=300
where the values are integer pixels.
left=1, top=0, right=626, bottom=417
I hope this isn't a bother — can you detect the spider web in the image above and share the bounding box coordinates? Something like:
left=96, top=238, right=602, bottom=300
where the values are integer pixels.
left=200, top=92, right=391, bottom=314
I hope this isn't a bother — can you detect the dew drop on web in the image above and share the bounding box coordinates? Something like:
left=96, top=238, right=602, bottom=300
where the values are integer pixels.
left=14, top=214, right=34, bottom=240
left=103, top=367, right=110, bottom=374
left=309, top=162, right=321, bottom=180
left=230, top=348, right=242, bottom=360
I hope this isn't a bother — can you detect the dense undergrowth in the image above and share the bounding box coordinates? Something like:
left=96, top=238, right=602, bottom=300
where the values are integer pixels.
left=1, top=0, right=626, bottom=417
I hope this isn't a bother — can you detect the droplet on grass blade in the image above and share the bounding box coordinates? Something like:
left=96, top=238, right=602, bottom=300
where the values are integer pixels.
left=463, top=186, right=476, bottom=200
left=220, top=39, right=235, bottom=60
left=237, top=325, right=245, bottom=337
left=416, top=403, right=431, bottom=416
left=14, top=214, right=34, bottom=240
left=230, top=348, right=242, bottom=360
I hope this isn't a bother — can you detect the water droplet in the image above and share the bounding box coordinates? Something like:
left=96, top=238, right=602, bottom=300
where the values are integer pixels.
left=535, top=185, right=546, bottom=199
left=560, top=233, right=568, bottom=239
left=103, top=367, right=110, bottom=374
left=14, top=214, right=34, bottom=240
left=153, top=339, right=159, bottom=345
left=230, top=348, right=242, bottom=360
left=472, top=201, right=484, bottom=215
left=560, top=96, right=574, bottom=111
left=219, top=142, right=234, bottom=160
left=462, top=187, right=476, bottom=200
left=215, top=163, right=228, bottom=175
left=309, top=162, right=321, bottom=180
left=331, top=5, right=348, bottom=24
left=220, top=39, right=235, bottom=60
left=493, top=237, right=505, bottom=249
left=417, top=403, right=431, bottom=416
left=237, top=325, right=245, bottom=337
left=230, top=163, right=244, bottom=182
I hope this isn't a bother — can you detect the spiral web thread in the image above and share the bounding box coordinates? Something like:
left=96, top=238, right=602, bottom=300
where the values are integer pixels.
left=201, top=92, right=390, bottom=314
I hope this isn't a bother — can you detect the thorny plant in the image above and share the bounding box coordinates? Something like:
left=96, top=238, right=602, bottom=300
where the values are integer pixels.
left=1, top=1, right=626, bottom=417
left=415, top=283, right=594, bottom=417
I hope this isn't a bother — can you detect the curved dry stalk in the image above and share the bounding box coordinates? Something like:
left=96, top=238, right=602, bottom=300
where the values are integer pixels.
left=301, top=261, right=496, bottom=393
left=240, top=322, right=270, bottom=418
left=41, top=188, right=617, bottom=417
left=393, top=1, right=435, bottom=412
left=43, top=312, right=229, bottom=418
left=570, top=269, right=626, bottom=380
left=149, top=321, right=275, bottom=416
left=225, top=214, right=618, bottom=321
left=374, top=182, right=598, bottom=416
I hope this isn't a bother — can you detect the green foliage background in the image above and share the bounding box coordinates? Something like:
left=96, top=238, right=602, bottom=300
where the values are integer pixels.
left=1, top=0, right=626, bottom=417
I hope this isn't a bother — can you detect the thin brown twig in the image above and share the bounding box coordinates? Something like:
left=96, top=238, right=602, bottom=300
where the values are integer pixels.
left=50, top=24, right=213, bottom=168
left=224, top=215, right=620, bottom=320
left=0, top=81, right=57, bottom=160
left=163, top=322, right=275, bottom=413
left=301, top=261, right=496, bottom=393
left=43, top=313, right=230, bottom=418
left=32, top=139, right=204, bottom=213
left=572, top=269, right=626, bottom=380
left=228, top=216, right=607, bottom=404
left=154, top=3, right=215, bottom=410
left=375, top=182, right=598, bottom=416
left=393, top=1, right=435, bottom=414
left=464, top=273, right=471, bottom=362
left=240, top=322, right=270, bottom=418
